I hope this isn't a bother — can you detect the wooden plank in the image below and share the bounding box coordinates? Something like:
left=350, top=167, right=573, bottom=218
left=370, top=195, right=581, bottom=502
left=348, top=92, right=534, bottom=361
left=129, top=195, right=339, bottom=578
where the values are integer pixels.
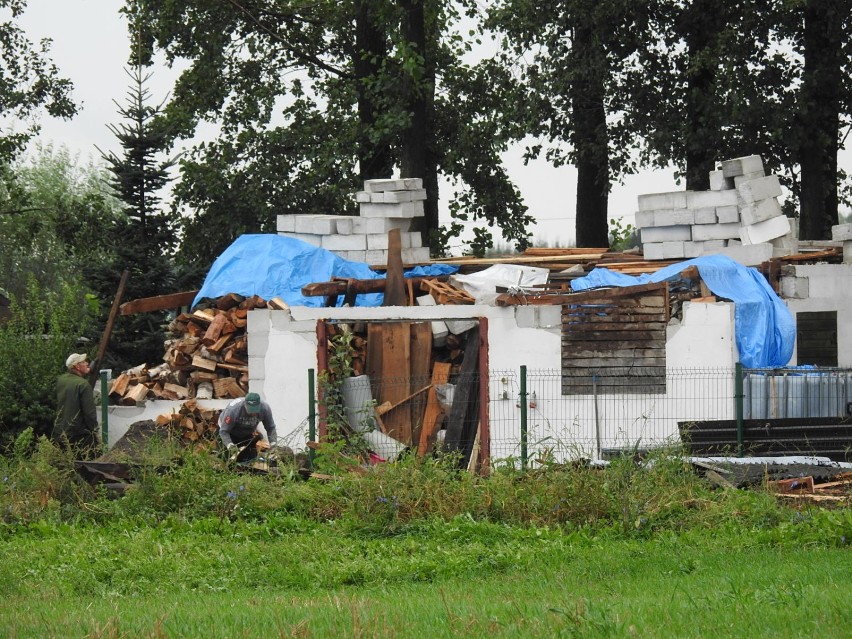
left=383, top=229, right=407, bottom=306
left=375, top=322, right=412, bottom=444
left=120, top=290, right=199, bottom=315
left=562, top=329, right=666, bottom=341
left=562, top=321, right=667, bottom=332
left=301, top=276, right=447, bottom=298
left=409, top=322, right=433, bottom=444
left=88, top=269, right=129, bottom=385
left=432, top=253, right=608, bottom=266
left=418, top=362, right=452, bottom=456
left=444, top=326, right=480, bottom=462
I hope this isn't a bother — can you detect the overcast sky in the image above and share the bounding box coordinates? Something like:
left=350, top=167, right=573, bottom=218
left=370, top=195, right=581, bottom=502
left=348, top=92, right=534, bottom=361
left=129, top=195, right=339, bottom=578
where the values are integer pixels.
left=23, top=1, right=842, bottom=249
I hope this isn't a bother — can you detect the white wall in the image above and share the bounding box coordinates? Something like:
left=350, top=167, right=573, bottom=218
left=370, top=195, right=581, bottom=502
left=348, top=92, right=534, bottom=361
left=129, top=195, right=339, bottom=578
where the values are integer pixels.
left=243, top=300, right=738, bottom=460
left=780, top=264, right=852, bottom=367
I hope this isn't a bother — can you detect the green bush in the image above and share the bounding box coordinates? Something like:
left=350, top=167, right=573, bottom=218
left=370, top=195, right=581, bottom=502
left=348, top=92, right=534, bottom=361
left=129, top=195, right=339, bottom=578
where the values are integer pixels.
left=0, top=277, right=96, bottom=450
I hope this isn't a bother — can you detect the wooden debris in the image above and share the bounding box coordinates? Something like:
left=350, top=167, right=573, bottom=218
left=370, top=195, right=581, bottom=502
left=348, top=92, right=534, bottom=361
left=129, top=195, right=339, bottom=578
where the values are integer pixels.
left=420, top=279, right=474, bottom=305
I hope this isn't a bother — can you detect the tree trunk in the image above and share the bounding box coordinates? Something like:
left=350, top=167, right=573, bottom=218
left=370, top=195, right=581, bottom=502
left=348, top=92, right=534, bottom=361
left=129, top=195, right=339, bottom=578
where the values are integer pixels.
left=399, top=0, right=439, bottom=242
left=355, top=0, right=393, bottom=181
left=572, top=23, right=609, bottom=248
left=681, top=0, right=726, bottom=191
left=798, top=0, right=843, bottom=240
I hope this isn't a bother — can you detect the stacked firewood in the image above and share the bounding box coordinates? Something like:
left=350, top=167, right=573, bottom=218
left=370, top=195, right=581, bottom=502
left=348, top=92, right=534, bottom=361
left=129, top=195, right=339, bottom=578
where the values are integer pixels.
left=155, top=399, right=221, bottom=448
left=109, top=293, right=288, bottom=405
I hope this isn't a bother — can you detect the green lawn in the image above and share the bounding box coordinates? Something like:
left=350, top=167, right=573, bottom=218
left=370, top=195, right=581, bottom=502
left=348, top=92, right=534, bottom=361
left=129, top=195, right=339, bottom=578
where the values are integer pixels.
left=2, top=518, right=850, bottom=638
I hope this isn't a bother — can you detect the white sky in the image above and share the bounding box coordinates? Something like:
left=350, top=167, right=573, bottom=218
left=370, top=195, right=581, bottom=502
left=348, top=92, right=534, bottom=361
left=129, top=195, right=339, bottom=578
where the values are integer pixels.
left=21, top=1, right=845, bottom=250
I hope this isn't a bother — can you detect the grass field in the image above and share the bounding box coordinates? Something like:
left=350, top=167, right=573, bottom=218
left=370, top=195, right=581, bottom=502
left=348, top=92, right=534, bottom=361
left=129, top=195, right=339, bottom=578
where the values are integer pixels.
left=1, top=435, right=850, bottom=637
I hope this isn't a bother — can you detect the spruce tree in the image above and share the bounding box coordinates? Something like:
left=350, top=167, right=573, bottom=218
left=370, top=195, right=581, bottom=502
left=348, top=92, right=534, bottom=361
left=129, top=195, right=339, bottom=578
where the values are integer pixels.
left=96, top=64, right=177, bottom=373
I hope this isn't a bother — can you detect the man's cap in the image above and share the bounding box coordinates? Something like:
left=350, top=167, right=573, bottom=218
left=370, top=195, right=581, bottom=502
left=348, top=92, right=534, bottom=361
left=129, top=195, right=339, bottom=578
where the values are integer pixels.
left=245, top=392, right=262, bottom=414
left=65, top=353, right=88, bottom=368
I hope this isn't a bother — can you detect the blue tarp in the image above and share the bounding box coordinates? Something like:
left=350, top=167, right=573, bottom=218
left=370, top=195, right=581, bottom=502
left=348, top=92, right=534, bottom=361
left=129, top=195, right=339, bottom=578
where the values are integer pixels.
left=192, top=234, right=458, bottom=309
left=570, top=254, right=795, bottom=368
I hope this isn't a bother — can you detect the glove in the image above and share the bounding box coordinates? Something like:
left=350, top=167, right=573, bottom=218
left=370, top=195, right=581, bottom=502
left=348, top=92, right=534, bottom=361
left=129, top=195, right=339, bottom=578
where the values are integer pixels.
left=227, top=443, right=239, bottom=463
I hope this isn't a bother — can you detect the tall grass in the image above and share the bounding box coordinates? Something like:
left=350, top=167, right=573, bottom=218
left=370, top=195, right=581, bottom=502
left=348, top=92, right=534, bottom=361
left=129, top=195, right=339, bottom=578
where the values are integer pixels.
left=1, top=433, right=851, bottom=637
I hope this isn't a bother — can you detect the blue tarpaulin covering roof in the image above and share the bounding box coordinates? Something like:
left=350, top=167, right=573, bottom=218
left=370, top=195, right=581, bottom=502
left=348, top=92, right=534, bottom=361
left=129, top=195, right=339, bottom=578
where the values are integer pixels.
left=192, top=234, right=458, bottom=309
left=570, top=254, right=795, bottom=368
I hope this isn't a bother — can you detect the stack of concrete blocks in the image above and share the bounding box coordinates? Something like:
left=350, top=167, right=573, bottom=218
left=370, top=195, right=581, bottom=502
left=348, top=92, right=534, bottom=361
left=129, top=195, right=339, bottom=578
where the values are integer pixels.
left=637, top=155, right=796, bottom=265
left=832, top=224, right=852, bottom=264
left=276, top=178, right=432, bottom=266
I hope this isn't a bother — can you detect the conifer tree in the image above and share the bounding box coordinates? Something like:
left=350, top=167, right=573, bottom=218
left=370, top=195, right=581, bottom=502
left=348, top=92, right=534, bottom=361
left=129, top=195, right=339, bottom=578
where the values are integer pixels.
left=96, top=64, right=177, bottom=372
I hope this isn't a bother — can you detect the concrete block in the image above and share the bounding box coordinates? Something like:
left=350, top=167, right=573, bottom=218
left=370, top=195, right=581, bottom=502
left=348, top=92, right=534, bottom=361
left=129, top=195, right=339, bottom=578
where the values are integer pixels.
left=831, top=223, right=852, bottom=241
left=336, top=250, right=367, bottom=263
left=446, top=318, right=477, bottom=335
left=640, top=225, right=691, bottom=243
left=365, top=249, right=387, bottom=265
left=402, top=247, right=431, bottom=263
left=701, top=240, right=726, bottom=250
left=736, top=175, right=782, bottom=204
left=367, top=232, right=413, bottom=250
left=408, top=231, right=423, bottom=248
left=296, top=214, right=338, bottom=235
left=721, top=155, right=764, bottom=178
left=635, top=210, right=656, bottom=228
left=515, top=305, right=536, bottom=329
left=845, top=240, right=852, bottom=264
left=703, top=242, right=774, bottom=266
left=416, top=294, right=448, bottom=347
left=727, top=239, right=741, bottom=246
left=364, top=178, right=423, bottom=192
left=779, top=276, right=809, bottom=299
left=277, top=214, right=297, bottom=233
left=691, top=222, right=742, bottom=241
left=740, top=215, right=791, bottom=244
left=335, top=216, right=355, bottom=234
left=321, top=234, right=368, bottom=251
left=637, top=191, right=688, bottom=211
left=354, top=191, right=371, bottom=203
left=693, top=207, right=718, bottom=224
left=683, top=241, right=703, bottom=258
left=281, top=232, right=322, bottom=247
left=642, top=242, right=665, bottom=260
left=537, top=305, right=562, bottom=328
left=409, top=189, right=428, bottom=201
left=351, top=216, right=411, bottom=234
left=709, top=170, right=734, bottom=191
left=739, top=197, right=783, bottom=226
left=715, top=205, right=739, bottom=224
left=359, top=201, right=425, bottom=218
left=687, top=189, right=738, bottom=209
left=770, top=232, right=798, bottom=252
left=734, top=171, right=766, bottom=188
left=654, top=209, right=694, bottom=226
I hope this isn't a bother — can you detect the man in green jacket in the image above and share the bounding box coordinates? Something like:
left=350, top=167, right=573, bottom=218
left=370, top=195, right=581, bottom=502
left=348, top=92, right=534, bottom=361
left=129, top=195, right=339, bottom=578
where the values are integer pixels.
left=52, top=352, right=99, bottom=458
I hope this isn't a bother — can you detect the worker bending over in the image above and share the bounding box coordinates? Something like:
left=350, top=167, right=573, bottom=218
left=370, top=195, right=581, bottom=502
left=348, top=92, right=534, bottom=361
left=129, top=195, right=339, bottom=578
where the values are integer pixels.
left=217, top=392, right=278, bottom=461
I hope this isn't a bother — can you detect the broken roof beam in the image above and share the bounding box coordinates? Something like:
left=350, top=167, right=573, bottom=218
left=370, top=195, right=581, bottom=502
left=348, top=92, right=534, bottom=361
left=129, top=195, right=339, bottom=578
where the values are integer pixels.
left=301, top=275, right=448, bottom=299
left=120, top=290, right=200, bottom=315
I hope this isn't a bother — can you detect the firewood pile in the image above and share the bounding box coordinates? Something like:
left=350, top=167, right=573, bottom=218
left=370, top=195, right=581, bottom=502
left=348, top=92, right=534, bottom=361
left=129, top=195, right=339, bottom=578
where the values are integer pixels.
left=154, top=399, right=222, bottom=449
left=109, top=293, right=288, bottom=405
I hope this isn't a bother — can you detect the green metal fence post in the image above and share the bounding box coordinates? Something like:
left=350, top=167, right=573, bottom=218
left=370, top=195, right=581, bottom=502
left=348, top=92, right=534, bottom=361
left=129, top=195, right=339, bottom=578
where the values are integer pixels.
left=735, top=362, right=744, bottom=457
left=520, top=365, right=528, bottom=470
left=308, top=368, right=316, bottom=467
left=99, top=370, right=109, bottom=449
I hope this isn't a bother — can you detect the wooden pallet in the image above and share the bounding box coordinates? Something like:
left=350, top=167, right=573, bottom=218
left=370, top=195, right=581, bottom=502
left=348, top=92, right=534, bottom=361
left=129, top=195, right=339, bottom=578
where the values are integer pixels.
left=420, top=279, right=475, bottom=305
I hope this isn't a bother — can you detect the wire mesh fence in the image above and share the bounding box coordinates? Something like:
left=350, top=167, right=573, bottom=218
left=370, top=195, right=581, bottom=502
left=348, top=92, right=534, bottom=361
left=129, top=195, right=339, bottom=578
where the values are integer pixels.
left=315, top=365, right=852, bottom=467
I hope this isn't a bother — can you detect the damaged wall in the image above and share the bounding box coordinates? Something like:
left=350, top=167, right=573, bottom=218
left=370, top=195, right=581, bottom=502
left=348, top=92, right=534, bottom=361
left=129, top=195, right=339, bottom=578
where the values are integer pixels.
left=779, top=263, right=852, bottom=367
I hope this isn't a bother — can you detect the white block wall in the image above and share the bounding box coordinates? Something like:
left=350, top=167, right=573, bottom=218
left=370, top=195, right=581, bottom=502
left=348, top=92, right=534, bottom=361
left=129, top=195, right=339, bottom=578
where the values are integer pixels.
left=277, top=179, right=428, bottom=266
left=635, top=154, right=794, bottom=265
